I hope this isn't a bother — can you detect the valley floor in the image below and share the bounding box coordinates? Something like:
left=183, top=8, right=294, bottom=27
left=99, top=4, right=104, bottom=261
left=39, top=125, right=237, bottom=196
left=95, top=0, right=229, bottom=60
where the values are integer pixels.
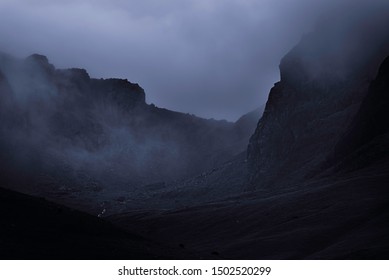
left=1, top=159, right=388, bottom=259
left=109, top=160, right=389, bottom=259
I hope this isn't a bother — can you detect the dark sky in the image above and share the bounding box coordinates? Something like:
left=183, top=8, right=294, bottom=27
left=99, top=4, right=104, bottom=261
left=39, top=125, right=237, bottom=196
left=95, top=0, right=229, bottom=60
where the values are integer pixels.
left=0, top=0, right=378, bottom=120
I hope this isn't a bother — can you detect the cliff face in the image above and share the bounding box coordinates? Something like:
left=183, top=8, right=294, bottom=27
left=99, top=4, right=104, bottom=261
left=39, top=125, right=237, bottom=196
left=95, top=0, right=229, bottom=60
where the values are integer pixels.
left=338, top=56, right=389, bottom=151
left=331, top=56, right=389, bottom=171
left=247, top=11, right=389, bottom=189
left=0, top=69, right=13, bottom=116
left=0, top=53, right=257, bottom=209
left=110, top=55, right=389, bottom=259
left=115, top=55, right=389, bottom=259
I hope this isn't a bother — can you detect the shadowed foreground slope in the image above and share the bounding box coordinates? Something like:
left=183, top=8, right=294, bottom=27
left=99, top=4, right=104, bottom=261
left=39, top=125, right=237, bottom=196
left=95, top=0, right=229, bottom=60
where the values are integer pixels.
left=0, top=186, right=188, bottom=259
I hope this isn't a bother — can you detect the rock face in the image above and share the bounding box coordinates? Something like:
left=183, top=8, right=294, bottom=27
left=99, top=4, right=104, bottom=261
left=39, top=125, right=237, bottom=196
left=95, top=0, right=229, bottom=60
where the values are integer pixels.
left=0, top=53, right=259, bottom=211
left=112, top=11, right=389, bottom=258
left=247, top=11, right=389, bottom=189
left=2, top=8, right=389, bottom=260
left=233, top=106, right=264, bottom=148
left=111, top=51, right=389, bottom=261
left=329, top=55, right=389, bottom=172
left=336, top=56, right=389, bottom=157
left=0, top=70, right=13, bottom=113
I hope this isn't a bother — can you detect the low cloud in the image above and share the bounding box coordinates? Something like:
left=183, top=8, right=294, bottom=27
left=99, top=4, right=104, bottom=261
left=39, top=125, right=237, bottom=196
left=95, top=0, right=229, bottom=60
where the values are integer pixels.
left=0, top=0, right=387, bottom=120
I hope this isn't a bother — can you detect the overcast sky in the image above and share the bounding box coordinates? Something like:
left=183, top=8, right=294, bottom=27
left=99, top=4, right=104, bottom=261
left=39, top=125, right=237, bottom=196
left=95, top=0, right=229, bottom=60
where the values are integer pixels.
left=0, top=0, right=375, bottom=120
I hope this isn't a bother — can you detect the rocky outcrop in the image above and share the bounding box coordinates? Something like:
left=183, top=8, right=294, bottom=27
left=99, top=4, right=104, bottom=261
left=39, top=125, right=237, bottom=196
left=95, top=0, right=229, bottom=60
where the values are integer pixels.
left=25, top=54, right=56, bottom=74
left=0, top=53, right=258, bottom=209
left=111, top=55, right=389, bottom=260
left=247, top=11, right=389, bottom=190
left=110, top=55, right=389, bottom=259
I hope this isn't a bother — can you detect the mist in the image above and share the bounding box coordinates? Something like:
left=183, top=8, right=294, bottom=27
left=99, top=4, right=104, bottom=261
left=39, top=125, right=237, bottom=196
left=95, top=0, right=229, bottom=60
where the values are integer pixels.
left=1, top=0, right=384, bottom=120
left=1, top=0, right=389, bottom=260
left=0, top=52, right=259, bottom=213
left=1, top=0, right=388, bottom=209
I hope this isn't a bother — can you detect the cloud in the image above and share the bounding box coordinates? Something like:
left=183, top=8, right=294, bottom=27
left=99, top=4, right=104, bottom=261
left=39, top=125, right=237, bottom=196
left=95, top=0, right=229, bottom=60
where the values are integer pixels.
left=0, top=0, right=386, bottom=120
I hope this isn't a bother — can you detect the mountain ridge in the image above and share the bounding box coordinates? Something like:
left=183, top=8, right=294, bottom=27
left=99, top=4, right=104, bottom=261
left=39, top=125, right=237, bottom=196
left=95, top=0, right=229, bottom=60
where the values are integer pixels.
left=0, top=52, right=261, bottom=214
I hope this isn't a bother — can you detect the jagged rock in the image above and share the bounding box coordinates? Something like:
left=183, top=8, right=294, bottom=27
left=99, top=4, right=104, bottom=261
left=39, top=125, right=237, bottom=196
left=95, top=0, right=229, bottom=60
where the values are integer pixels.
left=247, top=13, right=389, bottom=190
left=25, top=54, right=55, bottom=74
left=90, top=78, right=146, bottom=109
left=0, top=52, right=259, bottom=208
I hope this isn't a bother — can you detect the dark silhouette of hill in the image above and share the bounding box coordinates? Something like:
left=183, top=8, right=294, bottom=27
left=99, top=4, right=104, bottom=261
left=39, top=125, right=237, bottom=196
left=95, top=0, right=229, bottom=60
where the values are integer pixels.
left=0, top=186, right=191, bottom=259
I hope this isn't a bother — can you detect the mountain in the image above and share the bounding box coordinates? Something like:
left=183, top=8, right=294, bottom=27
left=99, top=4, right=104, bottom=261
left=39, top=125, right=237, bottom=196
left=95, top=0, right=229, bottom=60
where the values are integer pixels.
left=247, top=9, right=389, bottom=190
left=0, top=53, right=260, bottom=213
left=110, top=9, right=389, bottom=259
left=111, top=50, right=389, bottom=261
left=1, top=5, right=389, bottom=260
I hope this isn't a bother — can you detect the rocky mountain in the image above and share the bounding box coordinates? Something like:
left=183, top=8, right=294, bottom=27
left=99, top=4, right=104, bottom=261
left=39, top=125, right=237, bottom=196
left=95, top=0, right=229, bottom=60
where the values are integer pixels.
left=0, top=53, right=260, bottom=213
left=111, top=48, right=389, bottom=261
left=110, top=9, right=389, bottom=259
left=247, top=10, right=389, bottom=190
left=1, top=5, right=389, bottom=260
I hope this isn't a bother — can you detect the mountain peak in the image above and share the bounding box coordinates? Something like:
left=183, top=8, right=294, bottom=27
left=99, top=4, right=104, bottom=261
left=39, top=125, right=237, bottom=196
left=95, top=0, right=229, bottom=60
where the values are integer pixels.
left=26, top=53, right=49, bottom=64
left=25, top=53, right=55, bottom=73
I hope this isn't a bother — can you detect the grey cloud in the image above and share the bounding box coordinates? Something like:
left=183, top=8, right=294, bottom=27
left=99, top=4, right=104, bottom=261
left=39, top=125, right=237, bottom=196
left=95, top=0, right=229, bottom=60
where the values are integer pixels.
left=0, top=0, right=386, bottom=120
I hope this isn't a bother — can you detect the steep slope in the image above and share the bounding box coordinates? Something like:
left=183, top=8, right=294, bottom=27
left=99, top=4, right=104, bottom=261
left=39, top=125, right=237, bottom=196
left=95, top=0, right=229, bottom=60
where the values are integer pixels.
left=3, top=5, right=389, bottom=260
left=247, top=8, right=389, bottom=189
left=0, top=53, right=258, bottom=213
left=233, top=106, right=265, bottom=148
left=114, top=107, right=264, bottom=210
left=110, top=9, right=389, bottom=259
left=332, top=56, right=389, bottom=171
left=111, top=53, right=389, bottom=260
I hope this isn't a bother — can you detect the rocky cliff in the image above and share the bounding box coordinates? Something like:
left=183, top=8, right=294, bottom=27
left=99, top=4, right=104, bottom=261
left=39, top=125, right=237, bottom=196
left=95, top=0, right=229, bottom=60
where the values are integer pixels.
left=331, top=55, right=389, bottom=172
left=112, top=54, right=389, bottom=260
left=0, top=53, right=259, bottom=213
left=247, top=10, right=389, bottom=189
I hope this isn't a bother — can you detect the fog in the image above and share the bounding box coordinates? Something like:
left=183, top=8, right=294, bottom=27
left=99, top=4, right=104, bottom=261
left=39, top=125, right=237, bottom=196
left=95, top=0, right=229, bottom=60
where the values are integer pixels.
left=1, top=0, right=383, bottom=120
left=0, top=53, right=256, bottom=202
left=0, top=0, right=388, bottom=212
